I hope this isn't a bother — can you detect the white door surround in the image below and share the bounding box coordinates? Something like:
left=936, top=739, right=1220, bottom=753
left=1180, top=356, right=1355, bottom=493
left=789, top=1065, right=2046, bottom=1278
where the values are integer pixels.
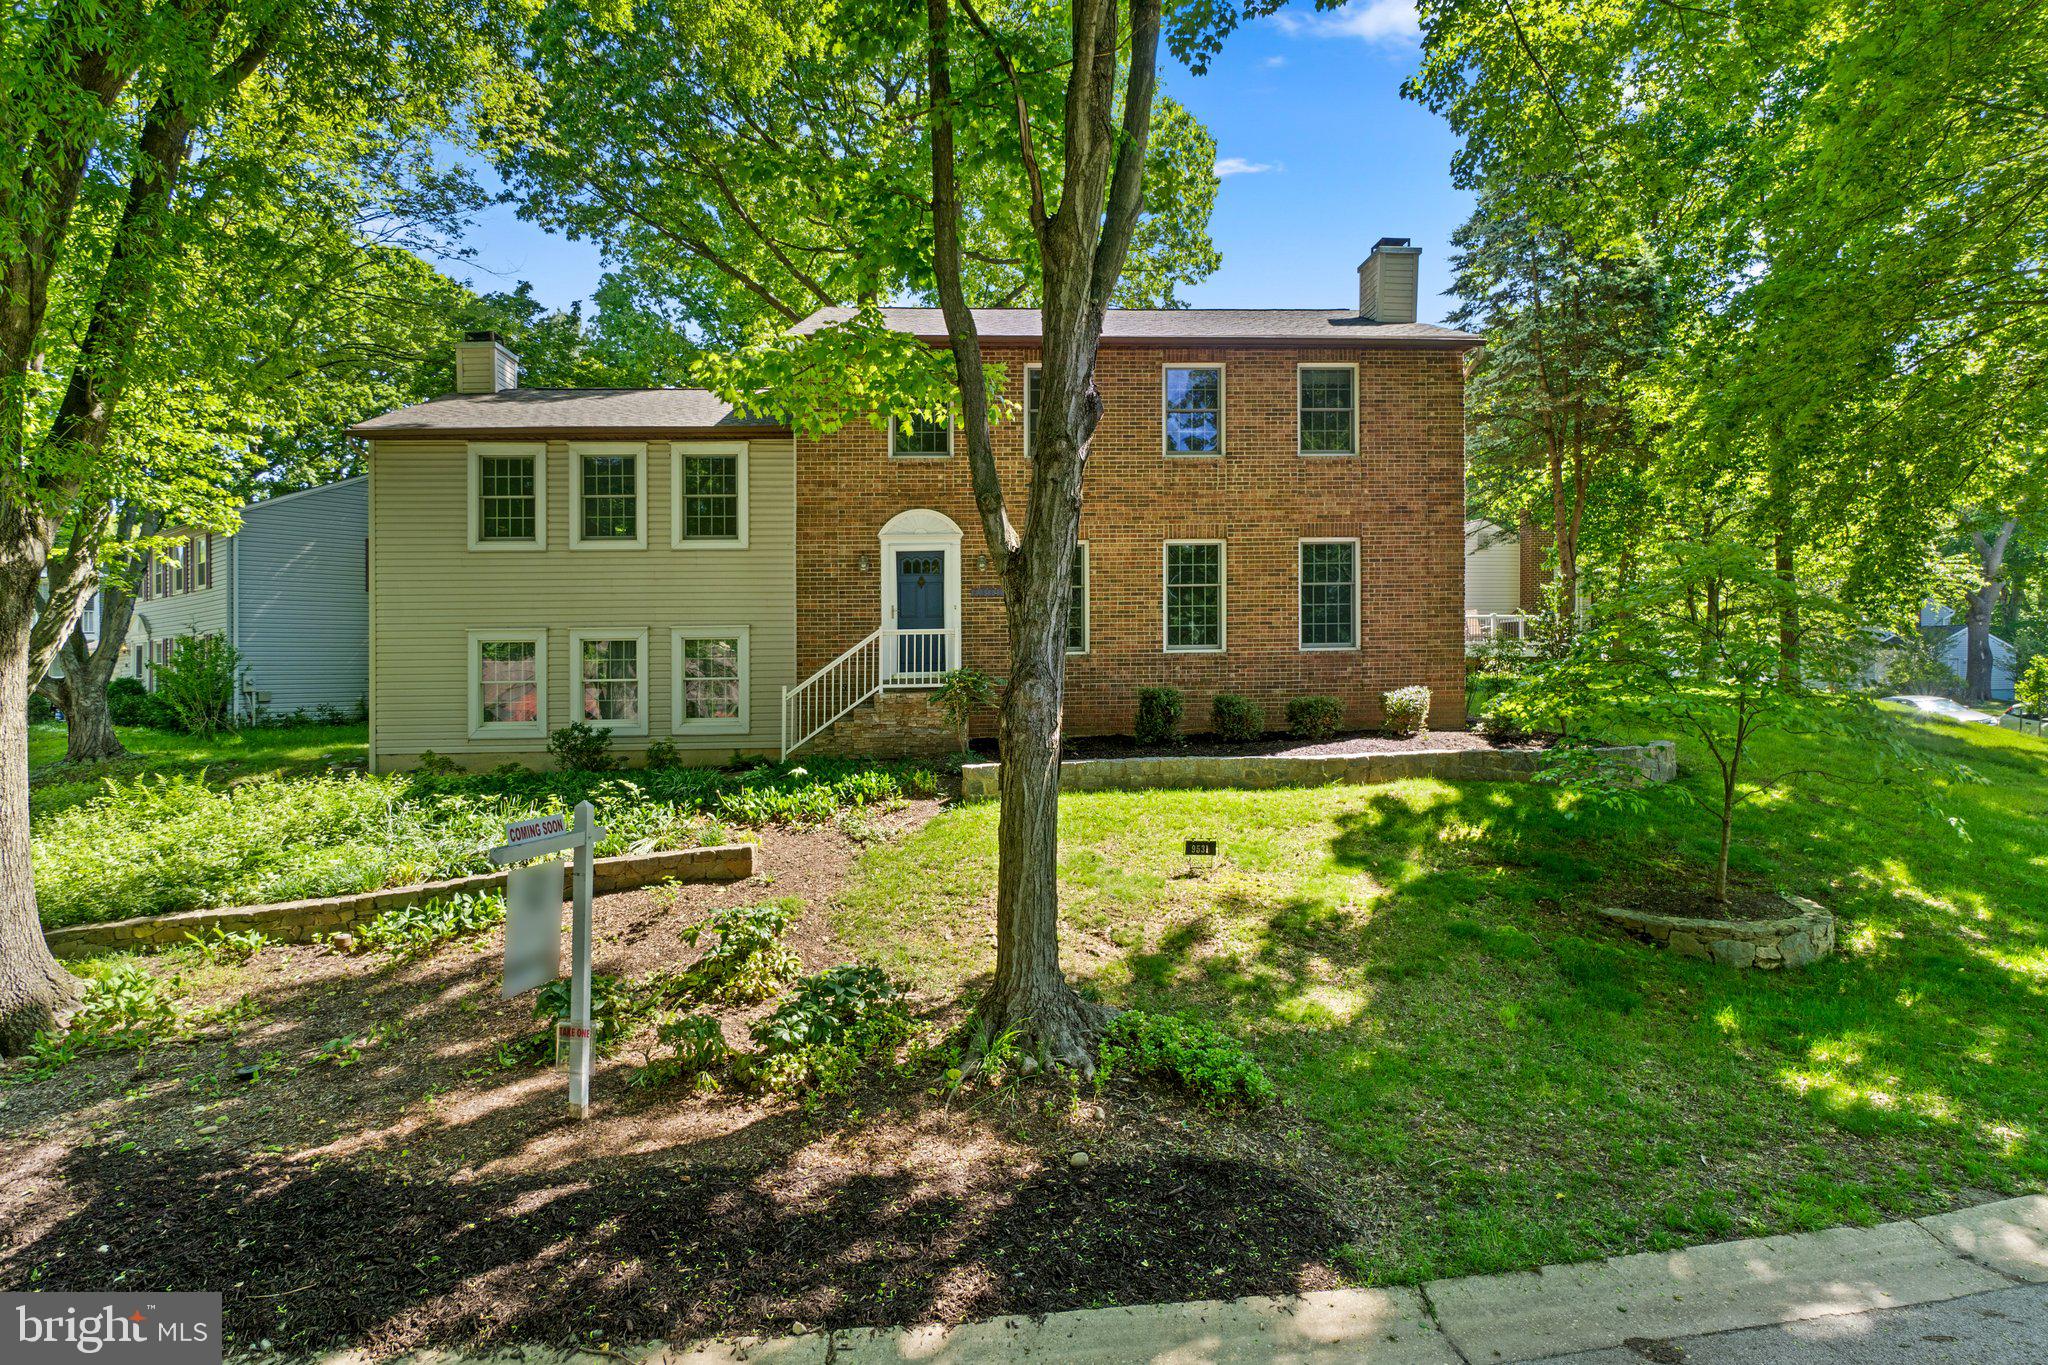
left=877, top=508, right=962, bottom=685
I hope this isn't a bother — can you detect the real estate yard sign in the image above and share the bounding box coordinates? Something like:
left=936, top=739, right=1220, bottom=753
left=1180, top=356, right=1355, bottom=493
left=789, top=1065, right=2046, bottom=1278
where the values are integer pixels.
left=489, top=802, right=605, bottom=1116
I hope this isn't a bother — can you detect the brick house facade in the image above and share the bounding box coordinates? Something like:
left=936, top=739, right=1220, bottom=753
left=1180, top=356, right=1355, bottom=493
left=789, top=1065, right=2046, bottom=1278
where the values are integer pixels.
left=351, top=241, right=1481, bottom=771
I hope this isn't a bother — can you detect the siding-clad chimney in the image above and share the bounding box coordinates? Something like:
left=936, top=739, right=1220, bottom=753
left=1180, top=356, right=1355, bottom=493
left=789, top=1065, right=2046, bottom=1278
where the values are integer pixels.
left=1358, top=237, right=1422, bottom=325
left=454, top=331, right=521, bottom=394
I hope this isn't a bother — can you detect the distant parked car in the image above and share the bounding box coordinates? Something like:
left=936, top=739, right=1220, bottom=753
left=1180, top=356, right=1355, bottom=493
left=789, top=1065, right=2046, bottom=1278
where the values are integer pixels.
left=1882, top=695, right=1999, bottom=725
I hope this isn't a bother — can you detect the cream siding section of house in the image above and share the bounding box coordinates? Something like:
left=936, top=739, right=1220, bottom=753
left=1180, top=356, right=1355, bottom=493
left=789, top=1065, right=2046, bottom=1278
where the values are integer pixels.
left=368, top=435, right=797, bottom=771
left=132, top=541, right=230, bottom=658
left=1464, top=519, right=1521, bottom=615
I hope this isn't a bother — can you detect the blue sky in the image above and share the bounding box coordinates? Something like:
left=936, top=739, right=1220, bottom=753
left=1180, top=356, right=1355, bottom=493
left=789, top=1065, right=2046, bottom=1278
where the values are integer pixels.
left=448, top=1, right=1469, bottom=326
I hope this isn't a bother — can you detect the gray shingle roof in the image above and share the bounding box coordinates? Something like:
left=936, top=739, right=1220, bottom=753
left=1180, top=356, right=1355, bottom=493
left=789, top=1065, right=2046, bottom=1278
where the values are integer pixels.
left=347, top=388, right=779, bottom=438
left=791, top=306, right=1481, bottom=347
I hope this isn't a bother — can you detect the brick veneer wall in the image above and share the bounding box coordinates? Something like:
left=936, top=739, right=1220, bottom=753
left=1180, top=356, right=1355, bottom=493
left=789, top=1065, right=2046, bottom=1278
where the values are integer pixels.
left=795, top=342, right=1470, bottom=738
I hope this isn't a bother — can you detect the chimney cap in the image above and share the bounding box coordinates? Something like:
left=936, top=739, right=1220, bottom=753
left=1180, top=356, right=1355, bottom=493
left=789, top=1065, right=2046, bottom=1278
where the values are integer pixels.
left=463, top=329, right=504, bottom=343
left=1372, top=236, right=1415, bottom=250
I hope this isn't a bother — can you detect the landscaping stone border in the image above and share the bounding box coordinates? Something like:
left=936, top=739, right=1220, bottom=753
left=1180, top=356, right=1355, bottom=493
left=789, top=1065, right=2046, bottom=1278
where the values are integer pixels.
left=1596, top=892, right=1835, bottom=969
left=43, top=843, right=756, bottom=957
left=958, top=740, right=1676, bottom=800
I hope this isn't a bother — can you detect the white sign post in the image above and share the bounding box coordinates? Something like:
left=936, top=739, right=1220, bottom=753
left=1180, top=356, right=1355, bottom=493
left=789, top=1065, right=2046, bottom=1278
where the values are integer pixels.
left=488, top=799, right=605, bottom=1117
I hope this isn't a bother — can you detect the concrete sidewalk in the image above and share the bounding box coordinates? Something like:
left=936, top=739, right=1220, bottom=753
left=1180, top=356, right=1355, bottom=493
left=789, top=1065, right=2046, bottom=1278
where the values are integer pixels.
left=281, top=1194, right=2048, bottom=1364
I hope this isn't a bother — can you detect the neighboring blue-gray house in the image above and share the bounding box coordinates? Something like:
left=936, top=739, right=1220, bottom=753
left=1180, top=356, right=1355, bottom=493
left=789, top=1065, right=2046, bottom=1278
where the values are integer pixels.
left=133, top=478, right=368, bottom=718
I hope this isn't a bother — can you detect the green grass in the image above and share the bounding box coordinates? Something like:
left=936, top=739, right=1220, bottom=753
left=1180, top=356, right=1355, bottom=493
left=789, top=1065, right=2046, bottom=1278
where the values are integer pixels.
left=28, top=721, right=367, bottom=816
left=30, top=722, right=938, bottom=928
left=836, top=718, right=2048, bottom=1283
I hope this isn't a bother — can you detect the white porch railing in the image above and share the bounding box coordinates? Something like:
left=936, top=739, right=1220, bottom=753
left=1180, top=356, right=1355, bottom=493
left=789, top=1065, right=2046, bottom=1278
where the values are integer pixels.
left=781, top=629, right=883, bottom=759
left=887, top=627, right=952, bottom=687
left=1466, top=611, right=1528, bottom=644
left=780, top=626, right=960, bottom=759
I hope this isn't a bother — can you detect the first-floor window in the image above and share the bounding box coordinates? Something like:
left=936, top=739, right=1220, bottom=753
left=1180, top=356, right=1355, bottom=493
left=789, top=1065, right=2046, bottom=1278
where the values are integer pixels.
left=1164, top=541, right=1225, bottom=651
left=1067, top=542, right=1089, bottom=653
left=674, top=628, right=749, bottom=734
left=470, top=631, right=547, bottom=737
left=572, top=631, right=646, bottom=733
left=1300, top=539, right=1359, bottom=649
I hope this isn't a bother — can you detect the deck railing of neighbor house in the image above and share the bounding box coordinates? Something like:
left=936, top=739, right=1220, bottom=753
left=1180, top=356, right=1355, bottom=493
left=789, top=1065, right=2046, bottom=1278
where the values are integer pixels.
left=782, top=629, right=883, bottom=758
left=1465, top=611, right=1528, bottom=646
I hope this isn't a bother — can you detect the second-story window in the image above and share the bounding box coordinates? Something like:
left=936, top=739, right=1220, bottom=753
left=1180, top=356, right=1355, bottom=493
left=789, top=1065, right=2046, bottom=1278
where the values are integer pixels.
left=1163, top=365, right=1223, bottom=456
left=891, top=412, right=954, bottom=459
left=471, top=443, right=547, bottom=550
left=570, top=443, right=645, bottom=549
left=1024, top=364, right=1043, bottom=456
left=1298, top=365, right=1357, bottom=455
left=674, top=443, right=749, bottom=549
left=189, top=534, right=211, bottom=590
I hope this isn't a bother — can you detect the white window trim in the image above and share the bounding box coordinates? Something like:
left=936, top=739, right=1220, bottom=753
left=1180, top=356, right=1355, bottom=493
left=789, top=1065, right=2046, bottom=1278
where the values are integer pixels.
left=671, top=626, right=751, bottom=737
left=568, top=628, right=650, bottom=735
left=1067, top=539, right=1090, bottom=655
left=1023, top=363, right=1042, bottom=457
left=1296, top=362, right=1360, bottom=458
left=1162, top=539, right=1227, bottom=653
left=567, top=442, right=648, bottom=550
left=671, top=441, right=751, bottom=550
left=889, top=412, right=955, bottom=460
left=1298, top=537, right=1361, bottom=651
left=467, top=442, right=549, bottom=552
left=1161, top=363, right=1226, bottom=459
left=467, top=629, right=548, bottom=740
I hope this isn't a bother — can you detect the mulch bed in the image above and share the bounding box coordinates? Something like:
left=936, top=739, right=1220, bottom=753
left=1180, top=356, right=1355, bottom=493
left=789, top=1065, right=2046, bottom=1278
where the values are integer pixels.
left=976, top=729, right=1550, bottom=762
left=0, top=803, right=1361, bottom=1357
left=1607, top=879, right=1802, bottom=924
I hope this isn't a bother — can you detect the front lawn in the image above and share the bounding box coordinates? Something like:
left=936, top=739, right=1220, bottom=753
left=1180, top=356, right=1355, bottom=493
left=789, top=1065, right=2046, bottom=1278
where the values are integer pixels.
left=836, top=717, right=2048, bottom=1283
left=29, top=722, right=940, bottom=928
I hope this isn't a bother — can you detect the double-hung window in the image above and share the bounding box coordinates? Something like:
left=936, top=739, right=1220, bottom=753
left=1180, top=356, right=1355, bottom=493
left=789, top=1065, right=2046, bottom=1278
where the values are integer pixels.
left=673, top=628, right=750, bottom=735
left=469, top=630, right=547, bottom=738
left=1163, top=541, right=1225, bottom=652
left=570, top=443, right=645, bottom=549
left=1298, top=365, right=1357, bottom=455
left=1067, top=542, right=1089, bottom=654
left=890, top=412, right=953, bottom=459
left=673, top=443, right=748, bottom=548
left=469, top=443, right=547, bottom=550
left=1299, top=539, right=1359, bottom=649
left=1024, top=364, right=1043, bottom=457
left=570, top=630, right=647, bottom=734
left=1163, top=365, right=1224, bottom=456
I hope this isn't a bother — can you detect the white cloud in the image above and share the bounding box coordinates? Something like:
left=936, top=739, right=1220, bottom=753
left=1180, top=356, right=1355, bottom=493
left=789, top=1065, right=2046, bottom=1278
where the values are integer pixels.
left=1272, top=0, right=1420, bottom=46
left=1261, top=54, right=1288, bottom=68
left=1214, top=157, right=1280, bottom=177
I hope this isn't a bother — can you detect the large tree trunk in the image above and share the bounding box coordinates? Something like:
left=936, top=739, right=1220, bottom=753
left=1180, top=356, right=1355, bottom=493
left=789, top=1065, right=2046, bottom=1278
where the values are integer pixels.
left=1965, top=522, right=2016, bottom=701
left=0, top=575, right=78, bottom=1054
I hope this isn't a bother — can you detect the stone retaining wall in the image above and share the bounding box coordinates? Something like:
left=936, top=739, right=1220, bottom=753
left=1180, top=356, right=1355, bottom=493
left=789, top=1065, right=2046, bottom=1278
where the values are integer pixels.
left=44, top=843, right=756, bottom=957
left=958, top=741, right=1676, bottom=801
left=1596, top=893, right=1835, bottom=969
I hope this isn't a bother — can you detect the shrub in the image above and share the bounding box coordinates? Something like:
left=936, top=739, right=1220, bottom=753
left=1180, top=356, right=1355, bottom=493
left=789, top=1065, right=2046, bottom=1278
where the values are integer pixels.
left=632, top=1012, right=732, bottom=1090
left=548, top=721, right=619, bottom=772
left=1134, top=686, right=1185, bottom=746
left=153, top=634, right=243, bottom=735
left=107, top=677, right=170, bottom=728
left=680, top=897, right=804, bottom=1003
left=1286, top=695, right=1344, bottom=741
left=644, top=739, right=684, bottom=770
left=931, top=667, right=1000, bottom=749
left=1381, top=686, right=1432, bottom=738
left=748, top=964, right=911, bottom=1095
left=344, top=891, right=505, bottom=958
left=1209, top=693, right=1263, bottom=743
left=28, top=690, right=54, bottom=723
left=2020, top=657, right=2048, bottom=719
left=1098, top=1010, right=1275, bottom=1109
left=413, top=750, right=462, bottom=775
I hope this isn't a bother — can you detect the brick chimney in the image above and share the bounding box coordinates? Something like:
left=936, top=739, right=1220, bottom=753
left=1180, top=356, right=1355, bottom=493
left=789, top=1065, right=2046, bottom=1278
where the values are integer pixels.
left=454, top=331, right=521, bottom=394
left=1357, top=237, right=1421, bottom=324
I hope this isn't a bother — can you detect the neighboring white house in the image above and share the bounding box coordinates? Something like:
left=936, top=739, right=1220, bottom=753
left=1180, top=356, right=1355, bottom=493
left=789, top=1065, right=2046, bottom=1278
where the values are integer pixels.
left=1465, top=518, right=1527, bottom=643
left=1863, top=603, right=2018, bottom=700
left=134, top=478, right=369, bottom=718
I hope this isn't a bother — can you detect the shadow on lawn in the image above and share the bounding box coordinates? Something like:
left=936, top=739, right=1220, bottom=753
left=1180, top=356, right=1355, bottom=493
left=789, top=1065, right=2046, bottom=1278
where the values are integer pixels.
left=8, top=1137, right=1353, bottom=1354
